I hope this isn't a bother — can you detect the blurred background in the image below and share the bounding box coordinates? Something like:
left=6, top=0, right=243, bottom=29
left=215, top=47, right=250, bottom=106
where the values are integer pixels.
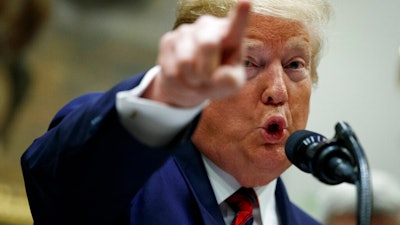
left=0, top=0, right=175, bottom=224
left=0, top=0, right=399, bottom=224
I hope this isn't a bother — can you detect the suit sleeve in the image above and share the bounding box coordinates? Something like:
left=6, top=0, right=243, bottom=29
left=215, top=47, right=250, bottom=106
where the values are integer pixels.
left=20, top=73, right=194, bottom=224
left=116, top=66, right=205, bottom=147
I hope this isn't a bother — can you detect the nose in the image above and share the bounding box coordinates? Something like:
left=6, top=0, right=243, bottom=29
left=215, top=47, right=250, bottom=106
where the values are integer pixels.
left=260, top=63, right=288, bottom=105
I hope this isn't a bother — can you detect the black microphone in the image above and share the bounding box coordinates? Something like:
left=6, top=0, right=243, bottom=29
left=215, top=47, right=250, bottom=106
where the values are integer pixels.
left=285, top=130, right=358, bottom=185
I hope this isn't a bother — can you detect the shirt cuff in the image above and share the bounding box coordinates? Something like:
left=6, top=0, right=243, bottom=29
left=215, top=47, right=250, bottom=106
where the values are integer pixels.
left=116, top=66, right=207, bottom=147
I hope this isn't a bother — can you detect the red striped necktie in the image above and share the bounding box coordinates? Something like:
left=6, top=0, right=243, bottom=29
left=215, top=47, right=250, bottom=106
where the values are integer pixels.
left=226, top=187, right=259, bottom=225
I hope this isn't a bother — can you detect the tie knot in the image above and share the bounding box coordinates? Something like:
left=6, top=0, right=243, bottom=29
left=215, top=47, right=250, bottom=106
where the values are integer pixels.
left=226, top=187, right=259, bottom=213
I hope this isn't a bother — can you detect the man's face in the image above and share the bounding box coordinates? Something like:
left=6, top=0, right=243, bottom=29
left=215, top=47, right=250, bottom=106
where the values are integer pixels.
left=192, top=14, right=313, bottom=187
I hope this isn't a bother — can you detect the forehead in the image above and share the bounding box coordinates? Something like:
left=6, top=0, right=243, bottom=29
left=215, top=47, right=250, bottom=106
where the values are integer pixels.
left=245, top=14, right=311, bottom=49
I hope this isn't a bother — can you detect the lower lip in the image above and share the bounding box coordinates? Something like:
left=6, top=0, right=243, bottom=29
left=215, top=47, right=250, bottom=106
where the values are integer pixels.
left=261, top=128, right=286, bottom=144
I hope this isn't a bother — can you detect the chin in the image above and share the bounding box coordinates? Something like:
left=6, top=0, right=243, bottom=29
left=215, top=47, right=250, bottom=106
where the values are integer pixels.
left=240, top=159, right=290, bottom=187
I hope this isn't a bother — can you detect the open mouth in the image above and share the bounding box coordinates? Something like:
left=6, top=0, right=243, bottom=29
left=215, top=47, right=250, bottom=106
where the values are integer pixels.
left=262, top=116, right=287, bottom=143
left=267, top=123, right=281, bottom=133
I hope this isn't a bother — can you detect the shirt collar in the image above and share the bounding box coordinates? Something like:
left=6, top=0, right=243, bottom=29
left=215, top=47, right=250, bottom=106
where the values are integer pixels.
left=202, top=155, right=278, bottom=224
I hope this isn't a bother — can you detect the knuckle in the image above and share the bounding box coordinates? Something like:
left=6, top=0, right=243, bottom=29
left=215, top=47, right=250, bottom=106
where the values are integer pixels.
left=196, top=15, right=215, bottom=24
left=160, top=31, right=175, bottom=46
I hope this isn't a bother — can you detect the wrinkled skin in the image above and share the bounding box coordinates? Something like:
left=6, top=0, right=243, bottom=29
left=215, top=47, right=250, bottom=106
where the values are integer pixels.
left=192, top=15, right=312, bottom=187
left=144, top=1, right=313, bottom=187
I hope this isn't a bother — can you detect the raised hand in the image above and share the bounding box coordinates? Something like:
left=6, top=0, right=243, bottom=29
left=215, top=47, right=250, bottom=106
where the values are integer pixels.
left=143, top=0, right=251, bottom=108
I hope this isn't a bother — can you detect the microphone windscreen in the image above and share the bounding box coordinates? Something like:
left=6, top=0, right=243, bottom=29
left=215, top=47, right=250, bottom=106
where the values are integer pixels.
left=285, top=130, right=326, bottom=172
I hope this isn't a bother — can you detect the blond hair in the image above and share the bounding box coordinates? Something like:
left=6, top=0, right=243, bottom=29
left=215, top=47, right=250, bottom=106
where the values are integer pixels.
left=173, top=0, right=332, bottom=83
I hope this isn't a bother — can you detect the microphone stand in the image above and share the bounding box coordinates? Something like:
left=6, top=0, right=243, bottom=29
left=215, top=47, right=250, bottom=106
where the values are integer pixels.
left=333, top=121, right=372, bottom=225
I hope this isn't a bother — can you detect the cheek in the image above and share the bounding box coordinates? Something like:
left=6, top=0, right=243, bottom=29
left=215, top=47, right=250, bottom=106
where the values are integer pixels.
left=201, top=99, right=240, bottom=132
left=207, top=86, right=255, bottom=118
left=290, top=84, right=311, bottom=129
left=202, top=90, right=255, bottom=135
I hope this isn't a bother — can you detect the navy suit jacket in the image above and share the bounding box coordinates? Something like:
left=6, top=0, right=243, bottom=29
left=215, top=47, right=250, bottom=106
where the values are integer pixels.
left=21, top=72, right=321, bottom=225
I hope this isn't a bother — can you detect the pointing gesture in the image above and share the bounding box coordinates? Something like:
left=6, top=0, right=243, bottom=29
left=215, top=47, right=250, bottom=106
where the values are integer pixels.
left=143, top=0, right=251, bottom=108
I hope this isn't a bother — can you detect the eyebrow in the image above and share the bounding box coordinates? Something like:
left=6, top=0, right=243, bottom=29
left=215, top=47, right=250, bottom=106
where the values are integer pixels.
left=244, top=37, right=310, bottom=50
left=243, top=38, right=265, bottom=49
left=285, top=36, right=311, bottom=50
left=243, top=36, right=311, bottom=59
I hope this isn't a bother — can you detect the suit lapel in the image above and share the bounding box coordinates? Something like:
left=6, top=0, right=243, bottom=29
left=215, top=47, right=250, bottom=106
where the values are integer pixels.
left=275, top=178, right=321, bottom=225
left=173, top=141, right=226, bottom=225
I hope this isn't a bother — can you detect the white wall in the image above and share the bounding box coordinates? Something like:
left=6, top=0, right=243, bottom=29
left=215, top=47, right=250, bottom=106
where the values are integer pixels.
left=282, top=0, right=400, bottom=221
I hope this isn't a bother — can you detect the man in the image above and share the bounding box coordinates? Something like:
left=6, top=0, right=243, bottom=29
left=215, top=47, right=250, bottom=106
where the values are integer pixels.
left=21, top=0, right=332, bottom=224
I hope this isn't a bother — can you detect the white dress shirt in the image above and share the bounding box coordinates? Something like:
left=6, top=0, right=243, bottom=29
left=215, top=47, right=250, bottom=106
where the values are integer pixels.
left=116, top=66, right=280, bottom=225
left=116, top=66, right=206, bottom=147
left=202, top=156, right=280, bottom=225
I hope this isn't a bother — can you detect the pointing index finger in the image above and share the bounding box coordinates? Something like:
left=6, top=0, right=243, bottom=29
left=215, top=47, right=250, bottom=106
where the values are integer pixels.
left=221, top=0, right=251, bottom=64
left=225, top=0, right=252, bottom=46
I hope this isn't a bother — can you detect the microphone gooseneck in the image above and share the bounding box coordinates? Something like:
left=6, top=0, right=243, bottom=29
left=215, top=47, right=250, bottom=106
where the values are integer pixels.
left=285, top=121, right=372, bottom=225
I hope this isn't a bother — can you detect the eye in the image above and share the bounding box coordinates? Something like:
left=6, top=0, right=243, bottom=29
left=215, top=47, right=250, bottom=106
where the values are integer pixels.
left=244, top=60, right=256, bottom=68
left=284, top=58, right=309, bottom=82
left=286, top=61, right=303, bottom=69
left=243, top=59, right=261, bottom=80
left=284, top=59, right=305, bottom=70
